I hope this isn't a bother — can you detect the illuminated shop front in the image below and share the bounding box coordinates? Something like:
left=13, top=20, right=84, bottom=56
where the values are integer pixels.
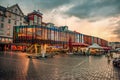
left=13, top=25, right=69, bottom=53
left=13, top=24, right=109, bottom=52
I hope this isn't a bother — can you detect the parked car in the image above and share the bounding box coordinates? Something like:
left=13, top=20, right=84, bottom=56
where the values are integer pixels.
left=113, top=58, right=120, bottom=67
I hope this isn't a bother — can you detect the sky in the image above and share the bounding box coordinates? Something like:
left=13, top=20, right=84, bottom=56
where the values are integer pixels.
left=0, top=0, right=120, bottom=42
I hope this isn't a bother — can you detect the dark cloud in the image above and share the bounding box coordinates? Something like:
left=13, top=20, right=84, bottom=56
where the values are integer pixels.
left=34, top=0, right=71, bottom=10
left=0, top=0, right=71, bottom=13
left=0, top=0, right=71, bottom=15
left=65, top=0, right=120, bottom=20
left=113, top=20, right=120, bottom=40
left=1, top=0, right=120, bottom=19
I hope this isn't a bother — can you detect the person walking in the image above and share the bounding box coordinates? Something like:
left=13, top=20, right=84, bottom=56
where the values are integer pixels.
left=107, top=53, right=111, bottom=61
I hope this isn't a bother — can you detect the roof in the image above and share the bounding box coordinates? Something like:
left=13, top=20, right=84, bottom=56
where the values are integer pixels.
left=28, top=10, right=43, bottom=16
left=0, top=5, right=6, bottom=16
left=7, top=4, right=24, bottom=16
left=0, top=5, right=6, bottom=12
left=74, top=31, right=80, bottom=34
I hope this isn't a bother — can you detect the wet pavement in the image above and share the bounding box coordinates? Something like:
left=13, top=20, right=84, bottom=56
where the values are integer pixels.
left=0, top=51, right=120, bottom=80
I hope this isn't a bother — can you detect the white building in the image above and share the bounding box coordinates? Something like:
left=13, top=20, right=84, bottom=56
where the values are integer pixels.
left=0, top=4, right=24, bottom=43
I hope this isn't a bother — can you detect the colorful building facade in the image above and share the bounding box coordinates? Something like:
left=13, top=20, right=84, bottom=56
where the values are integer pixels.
left=13, top=10, right=109, bottom=53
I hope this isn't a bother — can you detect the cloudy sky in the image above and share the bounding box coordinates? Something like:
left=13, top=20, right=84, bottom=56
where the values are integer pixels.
left=1, top=0, right=120, bottom=42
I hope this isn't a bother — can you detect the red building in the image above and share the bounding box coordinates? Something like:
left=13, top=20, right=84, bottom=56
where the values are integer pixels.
left=28, top=10, right=43, bottom=25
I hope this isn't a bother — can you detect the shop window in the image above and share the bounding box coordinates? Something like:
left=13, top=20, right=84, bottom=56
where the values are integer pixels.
left=5, top=38, right=8, bottom=42
left=8, top=39, right=12, bottom=42
left=1, top=38, right=5, bottom=42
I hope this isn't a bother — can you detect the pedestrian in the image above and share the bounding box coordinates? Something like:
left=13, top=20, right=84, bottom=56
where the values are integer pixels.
left=110, top=53, right=113, bottom=59
left=107, top=54, right=111, bottom=61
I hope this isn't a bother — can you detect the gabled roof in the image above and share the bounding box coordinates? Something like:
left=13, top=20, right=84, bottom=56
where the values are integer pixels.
left=7, top=4, right=24, bottom=16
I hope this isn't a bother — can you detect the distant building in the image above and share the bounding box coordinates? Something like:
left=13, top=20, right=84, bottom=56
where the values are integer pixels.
left=109, top=42, right=120, bottom=49
left=0, top=4, right=24, bottom=43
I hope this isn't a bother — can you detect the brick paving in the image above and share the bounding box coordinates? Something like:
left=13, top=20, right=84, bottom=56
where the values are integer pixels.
left=0, top=51, right=120, bottom=80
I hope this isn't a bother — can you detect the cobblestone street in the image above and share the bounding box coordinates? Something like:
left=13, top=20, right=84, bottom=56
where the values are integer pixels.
left=0, top=51, right=120, bottom=80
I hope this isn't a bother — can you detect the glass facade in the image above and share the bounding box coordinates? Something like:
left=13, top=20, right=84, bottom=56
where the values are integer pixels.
left=13, top=25, right=108, bottom=46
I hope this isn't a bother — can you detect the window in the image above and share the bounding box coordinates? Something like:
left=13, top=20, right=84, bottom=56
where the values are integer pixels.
left=39, top=17, right=41, bottom=25
left=34, top=15, right=37, bottom=24
left=8, top=19, right=11, bottom=23
left=20, top=22, right=22, bottom=25
left=11, top=9, right=13, bottom=12
left=7, top=25, right=10, bottom=29
left=5, top=38, right=8, bottom=42
left=14, top=21, right=17, bottom=25
left=9, top=13, right=11, bottom=17
left=1, top=23, right=4, bottom=28
left=36, top=28, right=42, bottom=39
left=8, top=39, right=12, bottom=42
left=15, top=9, right=17, bottom=13
left=30, top=20, right=33, bottom=25
left=1, top=38, right=5, bottom=42
left=7, top=32, right=10, bottom=36
left=37, top=17, right=41, bottom=25
left=20, top=17, right=22, bottom=21
left=1, top=16, right=4, bottom=22
left=7, top=12, right=11, bottom=17
left=15, top=15, right=17, bottom=19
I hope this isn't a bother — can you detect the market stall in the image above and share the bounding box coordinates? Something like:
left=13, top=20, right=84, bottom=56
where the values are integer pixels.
left=88, top=43, right=103, bottom=55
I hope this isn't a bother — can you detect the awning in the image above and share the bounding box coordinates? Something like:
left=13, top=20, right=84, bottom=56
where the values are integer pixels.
left=72, top=42, right=89, bottom=47
left=88, top=43, right=102, bottom=49
left=10, top=43, right=29, bottom=46
left=102, top=47, right=111, bottom=50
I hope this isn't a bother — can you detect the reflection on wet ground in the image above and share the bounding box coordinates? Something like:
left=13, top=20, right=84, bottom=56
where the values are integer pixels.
left=0, top=51, right=120, bottom=80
